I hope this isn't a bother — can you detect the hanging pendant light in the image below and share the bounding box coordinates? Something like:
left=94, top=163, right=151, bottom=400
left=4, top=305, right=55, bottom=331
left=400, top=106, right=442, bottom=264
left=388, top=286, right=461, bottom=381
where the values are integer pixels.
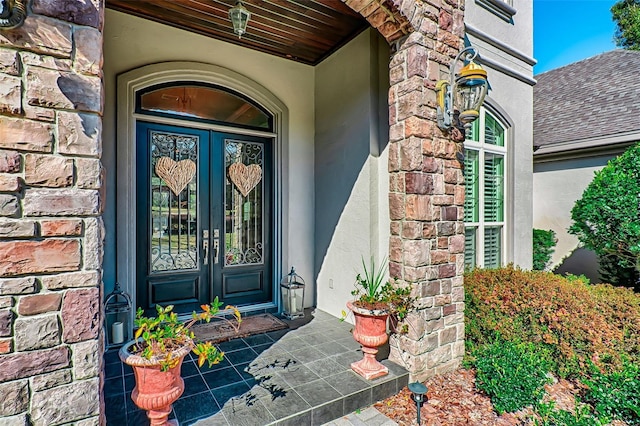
left=229, top=0, right=251, bottom=39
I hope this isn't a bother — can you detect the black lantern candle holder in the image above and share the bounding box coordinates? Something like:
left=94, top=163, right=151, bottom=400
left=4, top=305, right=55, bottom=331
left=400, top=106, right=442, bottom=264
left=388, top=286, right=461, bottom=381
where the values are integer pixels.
left=280, top=267, right=305, bottom=320
left=104, top=282, right=132, bottom=349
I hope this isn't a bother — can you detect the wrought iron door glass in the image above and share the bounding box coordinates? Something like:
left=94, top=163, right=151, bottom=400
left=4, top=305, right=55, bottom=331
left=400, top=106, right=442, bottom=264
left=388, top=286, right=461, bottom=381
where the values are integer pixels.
left=224, top=139, right=264, bottom=266
left=149, top=131, right=199, bottom=272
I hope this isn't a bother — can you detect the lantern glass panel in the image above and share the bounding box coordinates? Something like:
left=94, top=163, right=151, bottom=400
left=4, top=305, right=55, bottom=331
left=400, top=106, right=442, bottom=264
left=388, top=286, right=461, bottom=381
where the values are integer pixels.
left=292, top=286, right=304, bottom=316
left=281, top=284, right=305, bottom=319
left=229, top=5, right=250, bottom=37
left=455, top=80, right=486, bottom=113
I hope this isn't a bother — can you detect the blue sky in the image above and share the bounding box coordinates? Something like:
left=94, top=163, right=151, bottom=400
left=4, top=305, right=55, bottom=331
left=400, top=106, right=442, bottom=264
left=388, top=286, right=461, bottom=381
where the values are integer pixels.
left=534, top=0, right=618, bottom=74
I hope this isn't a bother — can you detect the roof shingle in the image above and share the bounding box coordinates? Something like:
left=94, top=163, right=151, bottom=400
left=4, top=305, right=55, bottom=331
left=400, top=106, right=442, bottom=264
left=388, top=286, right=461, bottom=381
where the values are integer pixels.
left=533, top=49, right=640, bottom=148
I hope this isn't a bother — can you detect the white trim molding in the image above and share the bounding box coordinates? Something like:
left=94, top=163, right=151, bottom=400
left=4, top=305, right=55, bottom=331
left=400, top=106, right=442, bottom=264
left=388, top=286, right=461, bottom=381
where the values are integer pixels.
left=478, top=54, right=537, bottom=86
left=475, top=0, right=517, bottom=22
left=116, top=61, right=289, bottom=316
left=466, top=24, right=537, bottom=66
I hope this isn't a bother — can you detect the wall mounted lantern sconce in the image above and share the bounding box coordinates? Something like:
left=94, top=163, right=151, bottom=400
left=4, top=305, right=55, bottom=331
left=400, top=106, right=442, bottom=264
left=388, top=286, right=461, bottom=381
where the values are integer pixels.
left=436, top=46, right=489, bottom=132
left=229, top=0, right=251, bottom=39
left=0, top=0, right=27, bottom=30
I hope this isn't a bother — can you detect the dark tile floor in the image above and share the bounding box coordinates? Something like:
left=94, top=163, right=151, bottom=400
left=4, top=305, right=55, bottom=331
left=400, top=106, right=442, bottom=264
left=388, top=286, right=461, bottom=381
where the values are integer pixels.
left=104, top=309, right=408, bottom=426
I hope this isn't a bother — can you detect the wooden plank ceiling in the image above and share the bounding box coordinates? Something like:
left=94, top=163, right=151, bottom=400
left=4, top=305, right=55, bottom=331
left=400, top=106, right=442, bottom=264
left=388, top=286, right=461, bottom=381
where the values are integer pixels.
left=106, top=0, right=370, bottom=65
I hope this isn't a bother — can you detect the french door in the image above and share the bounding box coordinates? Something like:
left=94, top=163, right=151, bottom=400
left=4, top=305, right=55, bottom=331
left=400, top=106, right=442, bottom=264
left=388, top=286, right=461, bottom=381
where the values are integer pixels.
left=136, top=121, right=273, bottom=314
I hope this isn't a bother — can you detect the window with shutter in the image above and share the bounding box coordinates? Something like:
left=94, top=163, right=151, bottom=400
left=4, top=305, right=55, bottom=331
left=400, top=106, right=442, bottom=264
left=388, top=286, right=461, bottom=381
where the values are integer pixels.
left=484, top=227, right=502, bottom=268
left=483, top=153, right=504, bottom=222
left=463, top=109, right=506, bottom=269
left=464, top=150, right=479, bottom=223
left=465, top=227, right=477, bottom=269
left=466, top=119, right=480, bottom=142
left=484, top=114, right=504, bottom=147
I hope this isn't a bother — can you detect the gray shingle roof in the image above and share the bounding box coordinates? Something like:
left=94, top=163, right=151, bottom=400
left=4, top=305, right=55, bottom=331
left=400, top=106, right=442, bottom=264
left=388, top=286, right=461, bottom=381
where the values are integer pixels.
left=533, top=49, right=640, bottom=149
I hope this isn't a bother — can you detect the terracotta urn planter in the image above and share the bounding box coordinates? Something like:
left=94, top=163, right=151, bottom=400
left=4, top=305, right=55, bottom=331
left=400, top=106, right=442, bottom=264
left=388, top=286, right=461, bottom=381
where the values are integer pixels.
left=347, top=300, right=389, bottom=380
left=119, top=340, right=191, bottom=426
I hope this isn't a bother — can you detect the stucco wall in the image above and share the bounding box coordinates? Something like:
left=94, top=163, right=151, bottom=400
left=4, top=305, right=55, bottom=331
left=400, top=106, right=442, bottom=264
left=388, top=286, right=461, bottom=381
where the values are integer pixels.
left=465, top=0, right=535, bottom=268
left=464, top=0, right=533, bottom=57
left=102, top=10, right=316, bottom=306
left=533, top=155, right=611, bottom=277
left=485, top=69, right=534, bottom=268
left=313, top=29, right=390, bottom=319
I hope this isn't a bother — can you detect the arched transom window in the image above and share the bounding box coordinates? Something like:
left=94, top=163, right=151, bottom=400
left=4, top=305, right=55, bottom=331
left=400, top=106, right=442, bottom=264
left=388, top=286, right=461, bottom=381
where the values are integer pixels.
left=137, top=83, right=273, bottom=131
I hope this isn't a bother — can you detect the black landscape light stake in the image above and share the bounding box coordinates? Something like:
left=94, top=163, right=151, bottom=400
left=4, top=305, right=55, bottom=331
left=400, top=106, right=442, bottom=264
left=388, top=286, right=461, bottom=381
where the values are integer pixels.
left=408, top=381, right=428, bottom=425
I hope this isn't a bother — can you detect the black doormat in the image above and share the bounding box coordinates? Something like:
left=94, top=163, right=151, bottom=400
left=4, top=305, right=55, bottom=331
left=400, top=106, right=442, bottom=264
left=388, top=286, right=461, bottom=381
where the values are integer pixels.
left=191, top=313, right=288, bottom=344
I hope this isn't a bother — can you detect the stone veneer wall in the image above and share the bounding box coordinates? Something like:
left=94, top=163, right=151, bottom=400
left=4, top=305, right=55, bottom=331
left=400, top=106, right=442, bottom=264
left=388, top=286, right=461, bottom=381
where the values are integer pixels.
left=0, top=1, right=105, bottom=425
left=344, top=0, right=467, bottom=381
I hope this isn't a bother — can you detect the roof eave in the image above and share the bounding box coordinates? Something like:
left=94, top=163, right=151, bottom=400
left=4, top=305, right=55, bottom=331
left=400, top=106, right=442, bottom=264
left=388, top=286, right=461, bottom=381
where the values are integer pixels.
left=533, top=129, right=640, bottom=162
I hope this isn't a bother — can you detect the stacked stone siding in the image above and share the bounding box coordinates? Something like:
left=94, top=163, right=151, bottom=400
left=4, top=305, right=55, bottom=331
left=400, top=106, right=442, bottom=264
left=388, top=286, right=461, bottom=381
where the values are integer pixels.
left=345, top=0, right=467, bottom=381
left=0, top=1, right=105, bottom=425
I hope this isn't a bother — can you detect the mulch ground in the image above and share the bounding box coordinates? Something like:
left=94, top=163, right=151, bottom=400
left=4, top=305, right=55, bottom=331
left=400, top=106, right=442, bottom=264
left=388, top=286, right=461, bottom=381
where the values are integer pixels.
left=375, top=368, right=592, bottom=426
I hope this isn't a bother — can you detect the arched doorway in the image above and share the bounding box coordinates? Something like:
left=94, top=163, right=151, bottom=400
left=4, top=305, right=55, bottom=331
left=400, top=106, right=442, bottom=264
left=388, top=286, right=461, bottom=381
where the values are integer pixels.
left=116, top=62, right=288, bottom=315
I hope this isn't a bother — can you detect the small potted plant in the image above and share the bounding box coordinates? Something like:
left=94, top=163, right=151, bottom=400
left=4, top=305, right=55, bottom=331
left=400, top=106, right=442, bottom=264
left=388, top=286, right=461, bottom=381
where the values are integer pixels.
left=345, top=257, right=413, bottom=380
left=119, top=298, right=241, bottom=426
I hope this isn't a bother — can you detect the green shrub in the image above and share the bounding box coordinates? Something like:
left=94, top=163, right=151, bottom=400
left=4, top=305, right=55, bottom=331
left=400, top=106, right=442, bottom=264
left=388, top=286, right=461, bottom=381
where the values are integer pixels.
left=533, top=229, right=557, bottom=271
left=474, top=339, right=551, bottom=414
left=535, top=400, right=605, bottom=426
left=583, top=361, right=640, bottom=425
left=562, top=273, right=590, bottom=285
left=598, top=254, right=639, bottom=289
left=569, top=142, right=640, bottom=291
left=465, top=266, right=640, bottom=378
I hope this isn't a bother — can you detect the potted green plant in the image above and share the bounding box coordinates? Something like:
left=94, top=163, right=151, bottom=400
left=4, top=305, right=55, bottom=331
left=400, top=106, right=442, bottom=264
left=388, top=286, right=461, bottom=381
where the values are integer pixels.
left=345, top=257, right=413, bottom=380
left=119, top=298, right=241, bottom=426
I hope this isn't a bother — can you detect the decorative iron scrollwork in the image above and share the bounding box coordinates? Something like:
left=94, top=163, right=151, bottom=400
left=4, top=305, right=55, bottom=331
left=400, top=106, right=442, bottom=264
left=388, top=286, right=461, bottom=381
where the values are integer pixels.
left=149, top=131, right=199, bottom=274
left=224, top=140, right=265, bottom=266
left=0, top=0, right=27, bottom=30
left=151, top=248, right=197, bottom=272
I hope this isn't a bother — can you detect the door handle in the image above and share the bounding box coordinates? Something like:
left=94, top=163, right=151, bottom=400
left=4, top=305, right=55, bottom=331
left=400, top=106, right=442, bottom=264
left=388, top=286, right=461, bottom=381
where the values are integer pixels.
left=203, top=230, right=209, bottom=265
left=212, top=229, right=220, bottom=264
left=213, top=238, right=219, bottom=264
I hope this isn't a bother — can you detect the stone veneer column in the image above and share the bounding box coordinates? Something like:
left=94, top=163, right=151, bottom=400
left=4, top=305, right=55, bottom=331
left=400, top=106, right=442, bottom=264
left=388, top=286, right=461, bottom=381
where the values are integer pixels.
left=388, top=1, right=466, bottom=382
left=0, top=1, right=105, bottom=425
left=343, top=0, right=466, bottom=381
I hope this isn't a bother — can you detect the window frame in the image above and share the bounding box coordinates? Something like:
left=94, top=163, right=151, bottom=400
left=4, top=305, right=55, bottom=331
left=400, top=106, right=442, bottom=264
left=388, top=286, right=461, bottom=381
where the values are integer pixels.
left=464, top=109, right=508, bottom=269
